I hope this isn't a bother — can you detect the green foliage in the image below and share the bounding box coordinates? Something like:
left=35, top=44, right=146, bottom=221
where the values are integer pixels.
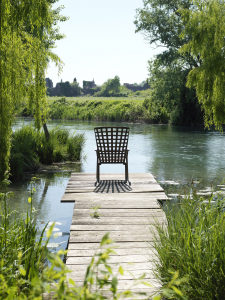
left=0, top=176, right=186, bottom=300
left=9, top=126, right=85, bottom=180
left=179, top=0, right=225, bottom=130
left=148, top=59, right=203, bottom=125
left=0, top=177, right=50, bottom=296
left=143, top=98, right=169, bottom=124
left=46, top=97, right=170, bottom=123
left=0, top=0, right=66, bottom=181
left=135, top=0, right=203, bottom=126
left=97, top=75, right=121, bottom=97
left=153, top=194, right=225, bottom=299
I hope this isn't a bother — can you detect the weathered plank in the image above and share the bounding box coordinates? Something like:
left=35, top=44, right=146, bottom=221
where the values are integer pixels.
left=65, top=185, right=164, bottom=193
left=69, top=235, right=155, bottom=243
left=66, top=253, right=154, bottom=265
left=70, top=224, right=158, bottom=231
left=71, top=217, right=166, bottom=225
left=67, top=241, right=151, bottom=250
left=67, top=247, right=156, bottom=257
left=61, top=192, right=167, bottom=202
left=67, top=261, right=155, bottom=271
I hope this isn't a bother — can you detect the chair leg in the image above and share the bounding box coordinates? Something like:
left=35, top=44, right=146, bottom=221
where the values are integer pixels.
left=125, top=162, right=128, bottom=183
left=96, top=163, right=100, bottom=183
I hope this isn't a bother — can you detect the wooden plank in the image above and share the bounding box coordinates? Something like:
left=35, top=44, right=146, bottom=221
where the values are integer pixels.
left=70, top=225, right=158, bottom=231
left=67, top=261, right=155, bottom=271
left=71, top=217, right=166, bottom=225
left=74, top=204, right=160, bottom=209
left=70, top=230, right=157, bottom=238
left=65, top=185, right=164, bottom=193
left=68, top=269, right=155, bottom=281
left=69, top=235, right=156, bottom=243
left=67, top=241, right=151, bottom=250
left=61, top=192, right=167, bottom=202
left=67, top=248, right=156, bottom=257
left=71, top=280, right=160, bottom=291
left=66, top=254, right=154, bottom=265
left=67, top=180, right=158, bottom=186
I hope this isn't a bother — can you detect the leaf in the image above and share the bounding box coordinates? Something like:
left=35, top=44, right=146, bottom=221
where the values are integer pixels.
left=18, top=251, right=22, bottom=260
left=111, top=276, right=118, bottom=292
left=19, top=267, right=26, bottom=276
left=100, top=233, right=110, bottom=246
left=69, top=278, right=75, bottom=286
left=153, top=295, right=162, bottom=300
left=172, top=285, right=183, bottom=296
left=119, top=266, right=124, bottom=275
left=105, top=264, right=113, bottom=275
left=46, top=223, right=55, bottom=238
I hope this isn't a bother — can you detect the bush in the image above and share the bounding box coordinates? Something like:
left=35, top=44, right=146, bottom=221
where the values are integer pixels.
left=10, top=126, right=85, bottom=180
left=153, top=194, right=225, bottom=299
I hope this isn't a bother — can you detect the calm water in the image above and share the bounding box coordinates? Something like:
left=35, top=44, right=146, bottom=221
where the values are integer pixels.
left=9, top=118, right=225, bottom=249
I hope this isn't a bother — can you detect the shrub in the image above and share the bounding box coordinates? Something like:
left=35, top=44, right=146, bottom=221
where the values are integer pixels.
left=10, top=126, right=85, bottom=180
left=67, top=133, right=85, bottom=161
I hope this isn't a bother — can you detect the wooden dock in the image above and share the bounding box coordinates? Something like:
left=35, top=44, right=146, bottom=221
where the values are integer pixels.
left=61, top=173, right=167, bottom=296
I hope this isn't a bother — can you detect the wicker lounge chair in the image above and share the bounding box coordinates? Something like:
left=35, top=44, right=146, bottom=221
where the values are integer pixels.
left=94, top=127, right=130, bottom=183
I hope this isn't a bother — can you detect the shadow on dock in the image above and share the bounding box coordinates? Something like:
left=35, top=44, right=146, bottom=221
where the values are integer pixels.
left=94, top=180, right=132, bottom=193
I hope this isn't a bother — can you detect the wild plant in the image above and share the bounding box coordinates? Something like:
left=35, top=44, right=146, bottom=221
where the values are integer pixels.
left=90, top=205, right=101, bottom=218
left=153, top=193, right=225, bottom=299
left=0, top=176, right=50, bottom=295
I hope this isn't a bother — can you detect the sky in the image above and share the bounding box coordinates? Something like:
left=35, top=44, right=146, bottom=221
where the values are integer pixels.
left=46, top=0, right=161, bottom=88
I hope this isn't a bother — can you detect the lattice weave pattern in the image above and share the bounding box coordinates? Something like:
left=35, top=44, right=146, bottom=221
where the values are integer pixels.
left=94, top=127, right=129, bottom=164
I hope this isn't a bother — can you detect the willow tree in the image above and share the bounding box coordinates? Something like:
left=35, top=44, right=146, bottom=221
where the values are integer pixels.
left=0, top=0, right=66, bottom=181
left=180, top=0, right=225, bottom=130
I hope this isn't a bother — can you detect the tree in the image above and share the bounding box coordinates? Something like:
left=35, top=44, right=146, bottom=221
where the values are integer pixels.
left=100, top=76, right=121, bottom=96
left=0, top=0, right=66, bottom=181
left=134, top=0, right=203, bottom=125
left=70, top=81, right=81, bottom=96
left=179, top=0, right=225, bottom=130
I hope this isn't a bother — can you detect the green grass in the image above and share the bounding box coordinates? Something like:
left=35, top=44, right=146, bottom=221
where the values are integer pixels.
left=9, top=126, right=85, bottom=180
left=153, top=194, right=225, bottom=299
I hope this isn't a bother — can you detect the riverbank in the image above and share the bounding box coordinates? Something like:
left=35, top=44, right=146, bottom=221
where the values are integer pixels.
left=17, top=96, right=169, bottom=124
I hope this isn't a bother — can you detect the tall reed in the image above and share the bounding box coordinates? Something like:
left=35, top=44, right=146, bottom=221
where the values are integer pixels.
left=153, top=194, right=225, bottom=299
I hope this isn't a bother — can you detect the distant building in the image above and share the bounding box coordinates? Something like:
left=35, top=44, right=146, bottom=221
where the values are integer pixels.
left=123, top=80, right=150, bottom=92
left=82, top=79, right=97, bottom=95
left=45, top=77, right=81, bottom=97
left=45, top=78, right=53, bottom=88
left=83, top=79, right=96, bottom=89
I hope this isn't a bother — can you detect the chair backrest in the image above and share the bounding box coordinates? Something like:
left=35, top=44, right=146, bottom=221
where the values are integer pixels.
left=94, top=127, right=129, bottom=164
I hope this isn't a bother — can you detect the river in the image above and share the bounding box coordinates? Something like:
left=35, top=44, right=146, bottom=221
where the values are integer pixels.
left=9, top=118, right=225, bottom=250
